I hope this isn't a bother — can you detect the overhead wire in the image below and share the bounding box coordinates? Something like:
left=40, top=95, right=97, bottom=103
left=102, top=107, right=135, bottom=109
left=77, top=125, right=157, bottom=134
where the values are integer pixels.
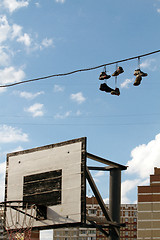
left=0, top=49, right=160, bottom=88
left=1, top=122, right=160, bottom=126
left=0, top=112, right=160, bottom=118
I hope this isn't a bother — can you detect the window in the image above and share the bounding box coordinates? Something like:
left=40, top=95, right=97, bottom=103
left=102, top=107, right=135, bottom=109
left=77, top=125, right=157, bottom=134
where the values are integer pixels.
left=80, top=230, right=87, bottom=235
left=88, top=230, right=96, bottom=234
left=125, top=218, right=128, bottom=222
left=133, top=218, right=137, bottom=222
left=99, top=210, right=103, bottom=216
left=125, top=211, right=128, bottom=216
left=88, top=209, right=97, bottom=215
left=133, top=225, right=137, bottom=229
left=73, top=231, right=77, bottom=236
left=125, top=231, right=128, bottom=236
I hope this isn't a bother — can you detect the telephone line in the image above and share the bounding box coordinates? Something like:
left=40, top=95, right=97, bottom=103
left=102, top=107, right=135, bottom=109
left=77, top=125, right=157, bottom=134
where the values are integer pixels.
left=0, top=49, right=160, bottom=88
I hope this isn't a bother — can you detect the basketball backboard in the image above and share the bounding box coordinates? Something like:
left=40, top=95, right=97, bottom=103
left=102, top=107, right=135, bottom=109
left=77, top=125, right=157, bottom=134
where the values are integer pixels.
left=5, top=137, right=86, bottom=230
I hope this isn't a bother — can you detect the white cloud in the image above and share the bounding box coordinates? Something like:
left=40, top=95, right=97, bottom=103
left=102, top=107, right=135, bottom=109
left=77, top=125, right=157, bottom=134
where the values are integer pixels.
left=93, top=177, right=99, bottom=183
left=35, top=2, right=40, bottom=8
left=0, top=162, right=6, bottom=175
left=55, top=0, right=65, bottom=3
left=0, top=162, right=5, bottom=201
left=93, top=171, right=105, bottom=185
left=54, top=111, right=71, bottom=119
left=140, top=58, right=157, bottom=71
left=25, top=103, right=44, bottom=117
left=0, top=125, right=29, bottom=143
left=10, top=146, right=24, bottom=153
left=121, top=177, right=150, bottom=204
left=103, top=198, right=109, bottom=204
left=76, top=110, right=82, bottom=116
left=0, top=146, right=23, bottom=159
left=0, top=16, right=31, bottom=46
left=157, top=8, right=160, bottom=13
left=94, top=171, right=105, bottom=177
left=126, top=133, right=160, bottom=179
left=0, top=87, right=7, bottom=93
left=121, top=179, right=140, bottom=203
left=17, top=33, right=31, bottom=47
left=2, top=0, right=29, bottom=13
left=41, top=38, right=54, bottom=48
left=11, top=24, right=23, bottom=39
left=0, top=14, right=54, bottom=57
left=0, top=46, right=11, bottom=66
left=121, top=133, right=160, bottom=203
left=120, top=78, right=134, bottom=89
left=53, top=84, right=64, bottom=92
left=0, top=66, right=25, bottom=86
left=0, top=15, right=10, bottom=43
left=15, top=90, right=44, bottom=99
left=70, top=92, right=86, bottom=104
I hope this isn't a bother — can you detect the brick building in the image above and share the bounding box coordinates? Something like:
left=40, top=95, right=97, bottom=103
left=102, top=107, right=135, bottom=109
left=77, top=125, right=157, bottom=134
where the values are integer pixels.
left=138, top=167, right=160, bottom=239
left=53, top=197, right=137, bottom=240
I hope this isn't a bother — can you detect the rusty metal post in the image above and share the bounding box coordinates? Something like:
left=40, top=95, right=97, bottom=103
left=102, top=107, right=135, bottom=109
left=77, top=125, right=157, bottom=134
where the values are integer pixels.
left=109, top=168, right=121, bottom=240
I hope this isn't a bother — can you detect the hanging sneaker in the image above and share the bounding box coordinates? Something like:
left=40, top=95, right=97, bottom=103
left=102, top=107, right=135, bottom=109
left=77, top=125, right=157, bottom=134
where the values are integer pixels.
left=133, top=74, right=142, bottom=86
left=111, top=88, right=120, bottom=96
left=112, top=66, right=124, bottom=76
left=134, top=69, right=148, bottom=77
left=99, top=72, right=111, bottom=80
left=99, top=83, right=114, bottom=92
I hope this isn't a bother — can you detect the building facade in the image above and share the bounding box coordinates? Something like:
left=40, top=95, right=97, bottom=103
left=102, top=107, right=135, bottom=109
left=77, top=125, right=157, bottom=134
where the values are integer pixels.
left=138, top=167, right=160, bottom=239
left=53, top=197, right=137, bottom=240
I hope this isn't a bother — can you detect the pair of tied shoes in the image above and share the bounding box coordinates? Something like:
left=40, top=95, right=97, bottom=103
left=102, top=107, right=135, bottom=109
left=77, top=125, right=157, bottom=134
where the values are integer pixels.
left=99, top=83, right=120, bottom=96
left=99, top=66, right=124, bottom=80
left=133, top=69, right=148, bottom=86
left=99, top=66, right=123, bottom=96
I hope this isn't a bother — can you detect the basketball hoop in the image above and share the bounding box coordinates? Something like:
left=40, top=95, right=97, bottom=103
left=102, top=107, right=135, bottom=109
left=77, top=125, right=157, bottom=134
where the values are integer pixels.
left=0, top=201, right=37, bottom=240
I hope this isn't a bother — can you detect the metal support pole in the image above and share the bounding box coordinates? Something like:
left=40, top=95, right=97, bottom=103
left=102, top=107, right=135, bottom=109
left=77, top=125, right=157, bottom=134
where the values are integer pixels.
left=109, top=168, right=121, bottom=240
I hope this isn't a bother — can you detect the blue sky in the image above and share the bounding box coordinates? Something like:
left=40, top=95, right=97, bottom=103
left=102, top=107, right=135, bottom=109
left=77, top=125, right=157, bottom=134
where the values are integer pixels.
left=0, top=0, right=160, bottom=238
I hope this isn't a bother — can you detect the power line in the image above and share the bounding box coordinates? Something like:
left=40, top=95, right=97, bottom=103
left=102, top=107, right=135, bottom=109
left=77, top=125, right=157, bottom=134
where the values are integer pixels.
left=0, top=112, right=160, bottom=118
left=0, top=49, right=160, bottom=88
left=1, top=122, right=160, bottom=126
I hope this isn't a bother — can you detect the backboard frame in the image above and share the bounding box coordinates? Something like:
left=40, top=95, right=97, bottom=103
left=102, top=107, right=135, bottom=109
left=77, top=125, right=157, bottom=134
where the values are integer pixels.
left=4, top=136, right=127, bottom=239
left=5, top=137, right=86, bottom=231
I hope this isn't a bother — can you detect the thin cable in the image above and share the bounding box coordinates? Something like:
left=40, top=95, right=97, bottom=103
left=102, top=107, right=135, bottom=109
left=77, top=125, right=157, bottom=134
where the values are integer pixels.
left=1, top=122, right=160, bottom=126
left=138, top=57, right=140, bottom=69
left=115, top=63, right=118, bottom=88
left=0, top=49, right=160, bottom=88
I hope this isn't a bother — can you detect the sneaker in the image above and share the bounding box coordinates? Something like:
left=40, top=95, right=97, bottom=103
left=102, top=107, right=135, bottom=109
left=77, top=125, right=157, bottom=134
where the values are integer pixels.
left=99, top=72, right=111, bottom=80
left=99, top=83, right=114, bottom=92
left=112, top=66, right=124, bottom=76
left=134, top=69, right=148, bottom=77
left=111, top=88, right=120, bottom=96
left=133, top=75, right=142, bottom=86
